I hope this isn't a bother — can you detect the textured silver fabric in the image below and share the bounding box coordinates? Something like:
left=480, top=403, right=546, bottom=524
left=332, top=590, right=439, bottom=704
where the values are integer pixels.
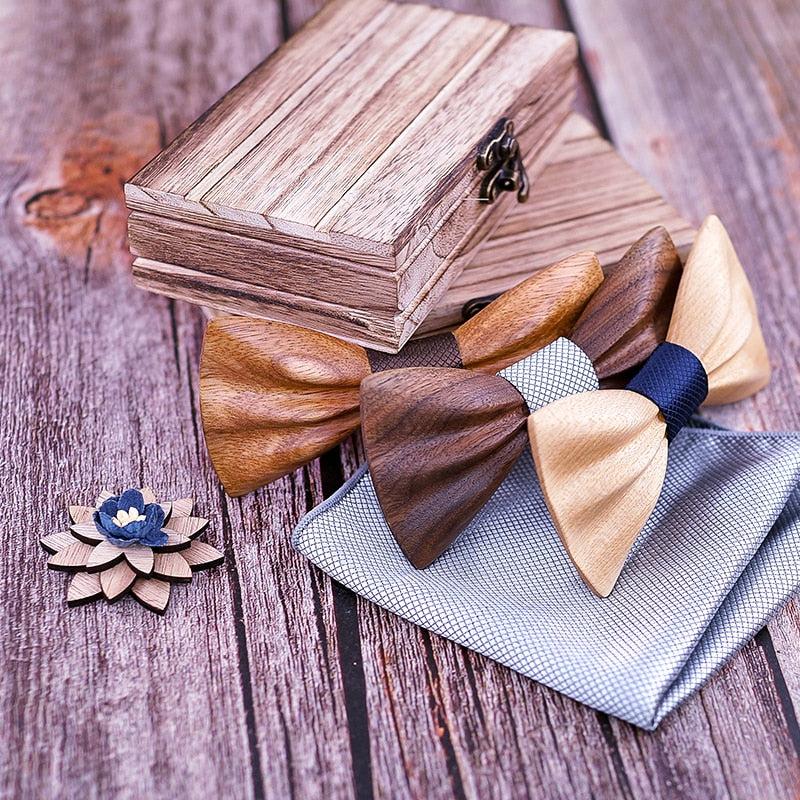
left=292, top=338, right=800, bottom=729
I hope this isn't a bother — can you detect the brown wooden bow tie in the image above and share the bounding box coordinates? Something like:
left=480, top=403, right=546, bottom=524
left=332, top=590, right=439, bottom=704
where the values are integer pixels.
left=200, top=227, right=681, bottom=496
left=361, top=363, right=535, bottom=568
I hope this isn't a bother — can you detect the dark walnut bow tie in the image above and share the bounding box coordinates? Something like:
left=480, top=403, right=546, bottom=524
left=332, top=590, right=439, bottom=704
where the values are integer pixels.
left=200, top=226, right=681, bottom=496
left=361, top=338, right=598, bottom=569
left=361, top=216, right=770, bottom=595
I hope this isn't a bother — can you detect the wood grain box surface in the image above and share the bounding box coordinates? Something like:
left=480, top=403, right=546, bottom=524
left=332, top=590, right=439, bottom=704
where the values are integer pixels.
left=125, top=0, right=577, bottom=351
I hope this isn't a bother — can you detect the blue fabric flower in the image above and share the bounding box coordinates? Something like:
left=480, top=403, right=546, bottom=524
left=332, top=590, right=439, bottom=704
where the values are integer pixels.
left=93, top=488, right=167, bottom=547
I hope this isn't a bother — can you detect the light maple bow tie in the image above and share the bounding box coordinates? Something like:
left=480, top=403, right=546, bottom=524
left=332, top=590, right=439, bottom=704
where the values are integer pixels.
left=528, top=215, right=771, bottom=596
left=199, top=226, right=680, bottom=497
left=360, top=216, right=769, bottom=580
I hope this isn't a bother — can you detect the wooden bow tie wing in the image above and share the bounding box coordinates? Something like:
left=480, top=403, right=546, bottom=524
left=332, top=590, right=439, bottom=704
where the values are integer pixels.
left=530, top=215, right=770, bottom=597
left=667, top=214, right=770, bottom=404
left=571, top=226, right=682, bottom=384
left=200, top=317, right=370, bottom=496
left=527, top=390, right=668, bottom=596
left=455, top=251, right=603, bottom=373
left=361, top=368, right=529, bottom=569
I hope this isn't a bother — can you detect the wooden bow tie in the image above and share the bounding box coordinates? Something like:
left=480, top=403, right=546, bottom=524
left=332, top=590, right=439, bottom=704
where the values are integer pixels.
left=200, top=226, right=680, bottom=496
left=361, top=338, right=598, bottom=568
left=360, top=218, right=769, bottom=582
left=528, top=215, right=771, bottom=596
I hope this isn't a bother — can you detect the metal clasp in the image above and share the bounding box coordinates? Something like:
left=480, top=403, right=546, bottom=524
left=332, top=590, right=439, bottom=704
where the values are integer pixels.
left=476, top=118, right=529, bottom=204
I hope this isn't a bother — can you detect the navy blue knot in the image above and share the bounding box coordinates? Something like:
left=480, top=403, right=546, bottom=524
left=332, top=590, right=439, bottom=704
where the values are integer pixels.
left=625, top=342, right=708, bottom=442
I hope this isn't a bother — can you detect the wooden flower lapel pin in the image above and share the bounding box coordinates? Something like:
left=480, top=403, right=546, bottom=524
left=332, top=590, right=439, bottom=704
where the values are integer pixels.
left=41, top=488, right=223, bottom=613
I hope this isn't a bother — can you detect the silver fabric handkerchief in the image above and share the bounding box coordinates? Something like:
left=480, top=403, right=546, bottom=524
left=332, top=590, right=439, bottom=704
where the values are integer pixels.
left=292, top=339, right=800, bottom=729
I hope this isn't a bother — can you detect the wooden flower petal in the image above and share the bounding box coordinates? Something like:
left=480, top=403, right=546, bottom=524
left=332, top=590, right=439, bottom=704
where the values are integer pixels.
left=69, top=522, right=105, bottom=544
left=48, top=541, right=95, bottom=571
left=100, top=560, right=137, bottom=601
left=86, top=540, right=125, bottom=572
left=159, top=502, right=173, bottom=522
left=181, top=541, right=225, bottom=570
left=153, top=553, right=192, bottom=583
left=95, top=489, right=114, bottom=507
left=67, top=572, right=103, bottom=606
left=69, top=505, right=95, bottom=524
left=40, top=531, right=79, bottom=554
left=171, top=498, right=194, bottom=518
left=164, top=516, right=208, bottom=539
left=140, top=487, right=157, bottom=504
left=131, top=578, right=171, bottom=614
left=123, top=544, right=154, bottom=576
left=155, top=533, right=191, bottom=552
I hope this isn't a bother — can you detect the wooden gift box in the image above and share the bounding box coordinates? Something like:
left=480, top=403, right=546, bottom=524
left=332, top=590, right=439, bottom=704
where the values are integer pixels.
left=125, top=0, right=577, bottom=352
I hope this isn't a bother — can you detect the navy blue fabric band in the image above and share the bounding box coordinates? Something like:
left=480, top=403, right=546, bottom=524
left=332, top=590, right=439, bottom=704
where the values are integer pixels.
left=626, top=342, right=708, bottom=442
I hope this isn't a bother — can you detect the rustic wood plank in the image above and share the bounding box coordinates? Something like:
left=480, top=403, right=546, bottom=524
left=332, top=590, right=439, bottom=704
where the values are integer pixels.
left=562, top=0, right=800, bottom=796
left=0, top=1, right=356, bottom=798
left=6, top=0, right=800, bottom=798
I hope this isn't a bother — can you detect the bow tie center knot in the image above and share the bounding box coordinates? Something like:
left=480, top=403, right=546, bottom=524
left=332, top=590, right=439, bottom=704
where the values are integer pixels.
left=626, top=342, right=708, bottom=441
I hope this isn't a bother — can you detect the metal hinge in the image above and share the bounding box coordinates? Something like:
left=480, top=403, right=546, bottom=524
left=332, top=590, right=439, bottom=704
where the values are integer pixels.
left=476, top=118, right=529, bottom=204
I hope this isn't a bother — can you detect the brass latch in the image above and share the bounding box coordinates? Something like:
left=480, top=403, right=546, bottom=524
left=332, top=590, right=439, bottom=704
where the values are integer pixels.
left=476, top=118, right=529, bottom=204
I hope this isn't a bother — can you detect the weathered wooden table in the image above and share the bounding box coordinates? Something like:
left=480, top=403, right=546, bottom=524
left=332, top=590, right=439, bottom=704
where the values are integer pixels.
left=3, top=1, right=800, bottom=798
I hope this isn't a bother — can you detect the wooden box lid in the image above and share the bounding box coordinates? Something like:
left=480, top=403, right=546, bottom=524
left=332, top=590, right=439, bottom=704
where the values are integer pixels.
left=125, top=0, right=576, bottom=352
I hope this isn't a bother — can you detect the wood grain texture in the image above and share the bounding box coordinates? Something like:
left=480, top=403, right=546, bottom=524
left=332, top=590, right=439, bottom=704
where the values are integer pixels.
left=199, top=257, right=601, bottom=495
left=126, top=0, right=578, bottom=350
left=454, top=250, right=602, bottom=372
left=529, top=389, right=669, bottom=597
left=5, top=0, right=800, bottom=799
left=528, top=215, right=772, bottom=596
left=131, top=0, right=575, bottom=250
left=571, top=225, right=682, bottom=385
left=361, top=368, right=529, bottom=568
left=667, top=215, right=771, bottom=405
left=0, top=2, right=356, bottom=798
left=200, top=316, right=371, bottom=496
left=417, top=113, right=696, bottom=335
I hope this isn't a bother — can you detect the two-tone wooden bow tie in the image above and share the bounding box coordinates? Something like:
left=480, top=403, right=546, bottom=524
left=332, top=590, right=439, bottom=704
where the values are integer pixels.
left=200, top=226, right=680, bottom=496
left=361, top=337, right=600, bottom=568
left=528, top=215, right=771, bottom=596
left=360, top=217, right=769, bottom=583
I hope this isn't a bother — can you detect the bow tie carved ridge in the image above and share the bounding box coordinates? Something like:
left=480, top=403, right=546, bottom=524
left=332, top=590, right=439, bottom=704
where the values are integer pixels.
left=200, top=225, right=680, bottom=496
left=528, top=215, right=771, bottom=596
